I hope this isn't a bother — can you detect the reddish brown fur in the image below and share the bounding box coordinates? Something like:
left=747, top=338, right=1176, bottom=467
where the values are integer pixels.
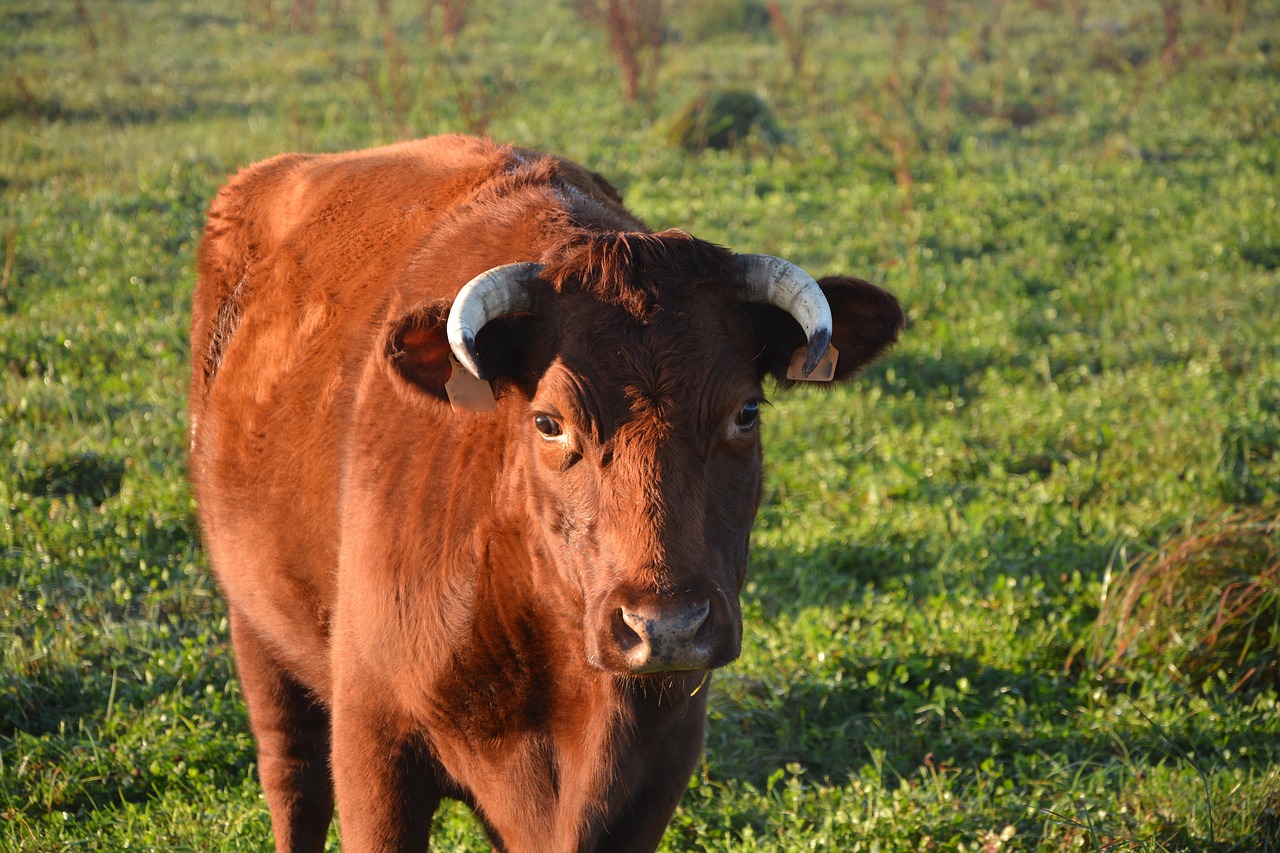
left=190, top=134, right=903, bottom=852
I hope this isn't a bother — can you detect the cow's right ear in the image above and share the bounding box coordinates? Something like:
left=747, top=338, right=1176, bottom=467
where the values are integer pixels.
left=382, top=303, right=455, bottom=405
left=382, top=303, right=536, bottom=409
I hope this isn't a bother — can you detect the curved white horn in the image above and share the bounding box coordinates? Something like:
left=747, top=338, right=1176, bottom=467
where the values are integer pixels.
left=736, top=254, right=833, bottom=376
left=446, top=262, right=542, bottom=380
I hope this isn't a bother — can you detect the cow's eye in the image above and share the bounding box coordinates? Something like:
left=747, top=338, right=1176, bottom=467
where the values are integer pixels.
left=734, top=401, right=760, bottom=431
left=534, top=413, right=563, bottom=438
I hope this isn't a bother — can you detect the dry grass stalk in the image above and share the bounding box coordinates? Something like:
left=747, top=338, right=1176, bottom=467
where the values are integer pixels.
left=441, top=63, right=513, bottom=135
left=245, top=0, right=277, bottom=31
left=1, top=227, right=16, bottom=313
left=426, top=0, right=473, bottom=46
left=290, top=0, right=318, bottom=32
left=765, top=1, right=811, bottom=77
left=1162, top=0, right=1182, bottom=74
left=74, top=0, right=98, bottom=52
left=579, top=0, right=665, bottom=103
left=1089, top=511, right=1280, bottom=691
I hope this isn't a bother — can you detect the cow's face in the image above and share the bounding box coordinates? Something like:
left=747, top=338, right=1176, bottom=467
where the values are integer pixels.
left=383, top=231, right=903, bottom=675
left=517, top=291, right=763, bottom=673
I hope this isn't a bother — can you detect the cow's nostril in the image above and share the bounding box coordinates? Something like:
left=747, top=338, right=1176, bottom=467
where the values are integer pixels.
left=612, top=609, right=646, bottom=654
left=693, top=607, right=715, bottom=648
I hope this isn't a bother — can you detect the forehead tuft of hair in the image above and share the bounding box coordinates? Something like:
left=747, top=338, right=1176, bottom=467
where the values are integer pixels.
left=540, top=229, right=738, bottom=320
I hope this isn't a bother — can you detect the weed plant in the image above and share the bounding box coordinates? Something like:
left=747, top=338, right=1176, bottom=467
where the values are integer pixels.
left=2, top=0, right=1279, bottom=849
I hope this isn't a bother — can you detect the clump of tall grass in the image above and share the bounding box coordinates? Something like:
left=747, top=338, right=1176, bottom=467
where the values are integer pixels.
left=1088, top=511, right=1280, bottom=692
left=665, top=89, right=785, bottom=151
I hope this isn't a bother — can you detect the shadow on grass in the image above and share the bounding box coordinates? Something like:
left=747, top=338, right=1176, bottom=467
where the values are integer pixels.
left=707, top=655, right=1070, bottom=784
left=704, top=654, right=1278, bottom=851
left=860, top=342, right=1003, bottom=399
left=745, top=519, right=1119, bottom=619
left=724, top=523, right=1280, bottom=848
left=0, top=90, right=255, bottom=128
left=0, top=654, right=253, bottom=817
left=745, top=533, right=942, bottom=618
left=0, top=662, right=116, bottom=738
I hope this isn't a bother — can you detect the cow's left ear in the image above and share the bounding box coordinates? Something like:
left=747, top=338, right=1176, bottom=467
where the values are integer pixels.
left=747, top=276, right=905, bottom=384
left=382, top=302, right=535, bottom=408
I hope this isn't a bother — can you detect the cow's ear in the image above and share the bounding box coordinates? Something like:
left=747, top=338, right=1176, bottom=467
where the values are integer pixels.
left=382, top=303, right=536, bottom=407
left=383, top=303, right=455, bottom=404
left=747, top=276, right=904, bottom=384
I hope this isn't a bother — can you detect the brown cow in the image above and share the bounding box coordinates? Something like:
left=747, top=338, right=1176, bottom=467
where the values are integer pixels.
left=189, top=135, right=902, bottom=852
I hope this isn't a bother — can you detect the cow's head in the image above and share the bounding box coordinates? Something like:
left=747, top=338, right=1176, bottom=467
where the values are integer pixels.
left=384, top=231, right=902, bottom=675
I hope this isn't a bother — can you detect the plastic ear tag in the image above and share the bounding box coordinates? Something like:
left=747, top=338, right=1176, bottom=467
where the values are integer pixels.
left=445, top=355, right=496, bottom=413
left=786, top=344, right=839, bottom=382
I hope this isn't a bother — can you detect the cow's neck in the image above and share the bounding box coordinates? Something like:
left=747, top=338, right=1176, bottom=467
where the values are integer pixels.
left=431, top=577, right=707, bottom=847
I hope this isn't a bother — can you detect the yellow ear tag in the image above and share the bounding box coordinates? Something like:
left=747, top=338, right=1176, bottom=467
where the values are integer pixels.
left=786, top=344, right=839, bottom=382
left=445, top=355, right=497, bottom=413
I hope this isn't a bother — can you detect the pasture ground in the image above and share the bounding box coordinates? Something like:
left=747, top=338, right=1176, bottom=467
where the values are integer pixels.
left=2, top=0, right=1279, bottom=849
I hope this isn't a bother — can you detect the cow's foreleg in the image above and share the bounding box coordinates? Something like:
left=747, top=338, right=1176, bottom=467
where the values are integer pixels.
left=229, top=608, right=334, bottom=853
left=330, top=672, right=440, bottom=852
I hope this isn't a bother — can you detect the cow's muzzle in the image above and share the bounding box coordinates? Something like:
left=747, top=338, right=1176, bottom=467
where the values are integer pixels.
left=608, top=600, right=730, bottom=674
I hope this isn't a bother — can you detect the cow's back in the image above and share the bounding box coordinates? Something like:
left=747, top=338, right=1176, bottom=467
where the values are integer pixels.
left=191, top=136, right=519, bottom=406
left=189, top=136, right=543, bottom=696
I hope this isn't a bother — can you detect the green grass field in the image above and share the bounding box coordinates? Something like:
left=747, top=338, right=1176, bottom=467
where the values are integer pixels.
left=3, top=0, right=1279, bottom=849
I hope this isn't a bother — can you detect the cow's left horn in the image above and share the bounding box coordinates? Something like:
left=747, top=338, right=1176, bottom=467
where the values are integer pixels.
left=447, top=262, right=542, bottom=380
left=736, top=254, right=833, bottom=377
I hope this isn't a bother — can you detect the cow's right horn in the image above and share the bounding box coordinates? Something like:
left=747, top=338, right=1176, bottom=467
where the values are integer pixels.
left=447, top=262, right=542, bottom=380
left=736, top=254, right=833, bottom=378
